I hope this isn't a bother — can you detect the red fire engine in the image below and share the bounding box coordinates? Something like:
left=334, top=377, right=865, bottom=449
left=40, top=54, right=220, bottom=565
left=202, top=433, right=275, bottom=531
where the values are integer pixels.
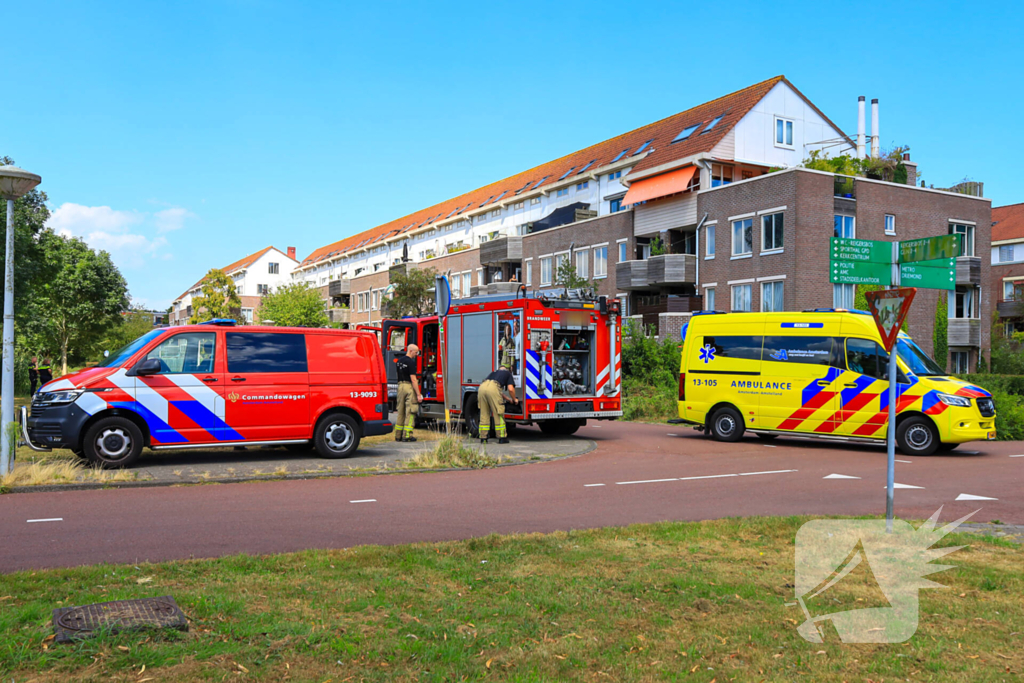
left=381, top=290, right=622, bottom=436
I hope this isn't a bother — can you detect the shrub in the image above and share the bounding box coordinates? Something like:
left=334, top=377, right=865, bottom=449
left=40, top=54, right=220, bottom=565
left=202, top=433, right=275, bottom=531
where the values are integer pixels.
left=956, top=374, right=1024, bottom=441
left=620, top=321, right=682, bottom=423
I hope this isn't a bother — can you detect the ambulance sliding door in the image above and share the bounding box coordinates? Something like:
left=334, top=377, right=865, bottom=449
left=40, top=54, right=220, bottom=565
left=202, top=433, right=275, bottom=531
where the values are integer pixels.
left=693, top=318, right=765, bottom=426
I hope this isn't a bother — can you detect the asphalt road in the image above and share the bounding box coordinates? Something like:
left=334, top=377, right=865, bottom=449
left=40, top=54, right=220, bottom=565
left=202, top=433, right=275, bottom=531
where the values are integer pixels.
left=3, top=421, right=1021, bottom=573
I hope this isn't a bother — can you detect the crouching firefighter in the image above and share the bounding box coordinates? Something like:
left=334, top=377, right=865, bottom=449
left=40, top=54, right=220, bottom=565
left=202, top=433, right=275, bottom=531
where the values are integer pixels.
left=394, top=344, right=422, bottom=442
left=478, top=364, right=518, bottom=444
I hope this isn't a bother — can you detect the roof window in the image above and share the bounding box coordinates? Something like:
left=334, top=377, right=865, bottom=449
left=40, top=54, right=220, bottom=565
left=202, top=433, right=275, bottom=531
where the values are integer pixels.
left=633, top=139, right=653, bottom=156
left=611, top=148, right=630, bottom=163
left=532, top=176, right=550, bottom=190
left=701, top=114, right=724, bottom=134
left=558, top=167, right=577, bottom=181
left=672, top=123, right=701, bottom=143
left=576, top=159, right=596, bottom=175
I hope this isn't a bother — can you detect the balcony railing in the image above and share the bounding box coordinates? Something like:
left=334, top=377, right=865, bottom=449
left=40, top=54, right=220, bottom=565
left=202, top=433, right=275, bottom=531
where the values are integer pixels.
left=328, top=279, right=350, bottom=297
left=479, top=236, right=523, bottom=266
left=834, top=175, right=856, bottom=199
left=616, top=254, right=696, bottom=290
left=997, top=299, right=1024, bottom=318
left=955, top=256, right=981, bottom=285
left=328, top=308, right=351, bottom=325
left=947, top=318, right=981, bottom=347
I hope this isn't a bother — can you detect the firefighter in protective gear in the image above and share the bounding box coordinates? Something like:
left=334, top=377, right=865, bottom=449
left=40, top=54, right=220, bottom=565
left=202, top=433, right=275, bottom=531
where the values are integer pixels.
left=478, top=364, right=517, bottom=444
left=394, top=344, right=422, bottom=442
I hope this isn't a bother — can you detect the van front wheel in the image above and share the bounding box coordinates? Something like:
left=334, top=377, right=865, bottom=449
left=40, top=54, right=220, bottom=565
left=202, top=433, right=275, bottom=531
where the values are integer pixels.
left=709, top=407, right=744, bottom=442
left=897, top=416, right=939, bottom=456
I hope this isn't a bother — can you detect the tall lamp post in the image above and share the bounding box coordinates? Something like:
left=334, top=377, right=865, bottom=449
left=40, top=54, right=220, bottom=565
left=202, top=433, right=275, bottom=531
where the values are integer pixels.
left=0, top=166, right=42, bottom=477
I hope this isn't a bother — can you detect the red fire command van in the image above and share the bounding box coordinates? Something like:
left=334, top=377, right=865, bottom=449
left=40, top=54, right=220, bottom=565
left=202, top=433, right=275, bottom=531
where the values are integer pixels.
left=381, top=291, right=622, bottom=435
left=21, top=320, right=391, bottom=467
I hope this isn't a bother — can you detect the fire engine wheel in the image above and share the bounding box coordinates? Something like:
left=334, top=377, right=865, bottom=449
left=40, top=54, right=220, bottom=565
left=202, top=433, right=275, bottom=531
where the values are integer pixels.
left=83, top=417, right=143, bottom=469
left=709, top=406, right=744, bottom=442
left=896, top=416, right=939, bottom=456
left=315, top=413, right=361, bottom=459
left=539, top=420, right=583, bottom=436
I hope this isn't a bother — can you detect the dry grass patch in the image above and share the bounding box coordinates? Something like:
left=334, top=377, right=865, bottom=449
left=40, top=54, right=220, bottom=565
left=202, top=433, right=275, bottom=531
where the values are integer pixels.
left=1, top=452, right=136, bottom=491
left=402, top=433, right=502, bottom=469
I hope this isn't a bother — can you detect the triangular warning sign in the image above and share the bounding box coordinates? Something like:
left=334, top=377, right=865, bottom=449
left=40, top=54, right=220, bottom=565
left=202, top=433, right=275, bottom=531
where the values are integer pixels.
left=865, top=287, right=917, bottom=352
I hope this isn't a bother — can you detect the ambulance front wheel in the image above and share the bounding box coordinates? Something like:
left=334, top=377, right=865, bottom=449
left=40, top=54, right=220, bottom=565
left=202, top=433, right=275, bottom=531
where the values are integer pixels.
left=83, top=416, right=143, bottom=469
left=315, top=413, right=361, bottom=458
left=896, top=416, right=939, bottom=456
left=709, top=406, right=745, bottom=442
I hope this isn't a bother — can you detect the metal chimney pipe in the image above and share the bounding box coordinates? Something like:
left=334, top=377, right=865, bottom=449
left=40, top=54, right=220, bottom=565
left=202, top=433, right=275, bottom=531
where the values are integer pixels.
left=857, top=96, right=866, bottom=158
left=870, top=98, right=880, bottom=158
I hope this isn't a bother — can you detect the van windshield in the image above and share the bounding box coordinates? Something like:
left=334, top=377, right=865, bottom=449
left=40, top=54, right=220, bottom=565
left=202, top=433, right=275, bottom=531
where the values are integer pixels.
left=896, top=338, right=946, bottom=377
left=95, top=330, right=166, bottom=368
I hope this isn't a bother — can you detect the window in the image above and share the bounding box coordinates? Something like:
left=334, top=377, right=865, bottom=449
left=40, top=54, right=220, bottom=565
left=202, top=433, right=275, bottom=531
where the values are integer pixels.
left=257, top=284, right=269, bottom=295
left=236, top=285, right=243, bottom=294
left=732, top=218, right=753, bottom=256
left=950, top=223, right=975, bottom=256
left=760, top=212, right=784, bottom=252
left=705, top=287, right=715, bottom=311
left=541, top=257, right=553, bottom=286
left=761, top=281, right=784, bottom=312
left=702, top=335, right=762, bottom=360
left=711, top=164, right=733, bottom=188
left=594, top=246, right=608, bottom=278
left=608, top=170, right=622, bottom=181
left=611, top=148, right=630, bottom=163
left=763, top=336, right=835, bottom=366
left=618, top=241, right=628, bottom=262
left=144, top=332, right=216, bottom=374
left=242, top=308, right=254, bottom=324
left=531, top=197, right=541, bottom=205
left=706, top=224, right=715, bottom=256
left=833, top=283, right=855, bottom=309
left=702, top=115, right=724, bottom=134
left=556, top=252, right=569, bottom=277
left=673, top=123, right=701, bottom=142
left=577, top=160, right=596, bottom=174
left=477, top=215, right=486, bottom=223
left=731, top=284, right=752, bottom=311
left=834, top=215, right=855, bottom=239
left=491, top=209, right=501, bottom=218
left=373, top=290, right=381, bottom=310
left=884, top=214, right=896, bottom=235
left=227, top=332, right=307, bottom=373
left=463, top=272, right=472, bottom=296
left=556, top=188, right=569, bottom=198
left=953, top=285, right=978, bottom=319
left=951, top=351, right=969, bottom=375
left=774, top=117, right=794, bottom=147
left=999, top=245, right=1014, bottom=262
left=575, top=249, right=589, bottom=279
left=512, top=201, right=524, bottom=211
left=388, top=327, right=407, bottom=352
left=268, top=262, right=280, bottom=274
left=558, top=167, right=577, bottom=181
left=576, top=181, right=589, bottom=191
left=524, top=259, right=533, bottom=286
left=451, top=275, right=461, bottom=298
left=845, top=338, right=889, bottom=380
left=633, top=139, right=653, bottom=156
left=609, top=198, right=622, bottom=213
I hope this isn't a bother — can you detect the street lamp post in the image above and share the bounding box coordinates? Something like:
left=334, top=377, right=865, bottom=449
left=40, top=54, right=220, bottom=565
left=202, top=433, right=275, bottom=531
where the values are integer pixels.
left=0, top=166, right=42, bottom=477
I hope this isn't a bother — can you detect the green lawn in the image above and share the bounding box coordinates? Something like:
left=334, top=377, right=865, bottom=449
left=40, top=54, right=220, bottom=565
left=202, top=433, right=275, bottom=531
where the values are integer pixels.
left=1, top=517, right=1020, bottom=682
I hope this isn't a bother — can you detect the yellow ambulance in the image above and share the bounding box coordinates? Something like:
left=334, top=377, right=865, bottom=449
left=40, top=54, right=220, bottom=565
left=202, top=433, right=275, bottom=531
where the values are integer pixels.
left=677, top=309, right=996, bottom=455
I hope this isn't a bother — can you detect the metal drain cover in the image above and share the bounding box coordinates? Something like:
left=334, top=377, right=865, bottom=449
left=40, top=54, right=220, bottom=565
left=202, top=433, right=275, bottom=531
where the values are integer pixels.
left=52, top=596, right=188, bottom=643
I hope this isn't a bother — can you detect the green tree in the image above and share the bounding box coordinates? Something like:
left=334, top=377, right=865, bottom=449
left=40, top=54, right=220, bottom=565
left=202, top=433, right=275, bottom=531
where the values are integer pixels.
left=257, top=282, right=329, bottom=327
left=96, top=305, right=156, bottom=360
left=190, top=268, right=242, bottom=323
left=384, top=267, right=436, bottom=318
left=0, top=156, right=50, bottom=326
left=35, top=232, right=130, bottom=375
left=934, top=292, right=948, bottom=372
left=555, top=258, right=591, bottom=291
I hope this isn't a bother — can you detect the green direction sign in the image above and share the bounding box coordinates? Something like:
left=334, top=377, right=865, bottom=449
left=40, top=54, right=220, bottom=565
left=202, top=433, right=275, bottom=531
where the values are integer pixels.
left=830, top=259, right=891, bottom=285
left=898, top=234, right=961, bottom=264
left=899, top=258, right=956, bottom=290
left=831, top=237, right=892, bottom=264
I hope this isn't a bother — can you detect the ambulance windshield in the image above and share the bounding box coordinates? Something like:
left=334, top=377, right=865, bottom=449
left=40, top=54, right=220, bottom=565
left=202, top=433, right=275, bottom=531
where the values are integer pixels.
left=896, top=338, right=946, bottom=377
left=96, top=329, right=166, bottom=368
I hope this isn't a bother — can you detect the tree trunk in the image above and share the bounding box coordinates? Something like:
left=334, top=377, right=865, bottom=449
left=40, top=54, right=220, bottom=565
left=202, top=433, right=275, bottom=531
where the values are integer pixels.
left=61, top=338, right=69, bottom=377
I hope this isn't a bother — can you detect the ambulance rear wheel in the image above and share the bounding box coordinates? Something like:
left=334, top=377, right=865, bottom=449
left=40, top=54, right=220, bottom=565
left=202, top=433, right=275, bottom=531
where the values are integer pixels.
left=83, top=417, right=143, bottom=469
left=896, top=416, right=939, bottom=456
left=709, top=407, right=744, bottom=442
left=315, top=413, right=361, bottom=459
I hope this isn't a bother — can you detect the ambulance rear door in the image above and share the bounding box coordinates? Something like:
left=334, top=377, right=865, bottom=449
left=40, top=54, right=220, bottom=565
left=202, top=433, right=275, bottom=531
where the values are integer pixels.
left=688, top=316, right=765, bottom=428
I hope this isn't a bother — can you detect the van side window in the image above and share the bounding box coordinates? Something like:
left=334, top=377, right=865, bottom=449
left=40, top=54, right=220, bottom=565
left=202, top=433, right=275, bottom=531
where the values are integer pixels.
left=703, top=336, right=763, bottom=361
left=762, top=336, right=834, bottom=365
left=227, top=333, right=308, bottom=373
left=143, top=332, right=216, bottom=374
left=389, top=328, right=407, bottom=352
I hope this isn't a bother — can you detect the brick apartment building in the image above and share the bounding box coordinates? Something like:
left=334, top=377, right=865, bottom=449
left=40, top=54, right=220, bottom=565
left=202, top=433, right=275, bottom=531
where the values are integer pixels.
left=294, top=75, right=992, bottom=369
left=170, top=246, right=300, bottom=325
left=991, top=202, right=1024, bottom=336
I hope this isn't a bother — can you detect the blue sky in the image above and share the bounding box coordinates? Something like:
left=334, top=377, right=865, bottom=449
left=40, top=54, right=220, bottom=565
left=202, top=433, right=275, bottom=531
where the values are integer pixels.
left=5, top=1, right=1022, bottom=309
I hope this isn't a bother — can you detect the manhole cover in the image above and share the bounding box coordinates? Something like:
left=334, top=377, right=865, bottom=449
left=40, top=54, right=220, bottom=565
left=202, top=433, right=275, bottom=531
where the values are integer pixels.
left=52, top=596, right=188, bottom=643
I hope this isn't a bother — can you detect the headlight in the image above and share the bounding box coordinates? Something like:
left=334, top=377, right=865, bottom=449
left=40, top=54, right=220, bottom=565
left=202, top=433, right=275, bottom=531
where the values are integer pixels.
left=937, top=393, right=971, bottom=407
left=40, top=389, right=85, bottom=405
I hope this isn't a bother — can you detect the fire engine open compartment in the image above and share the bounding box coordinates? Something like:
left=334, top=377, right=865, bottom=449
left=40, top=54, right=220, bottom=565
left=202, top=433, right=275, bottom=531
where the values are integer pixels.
left=550, top=330, right=594, bottom=396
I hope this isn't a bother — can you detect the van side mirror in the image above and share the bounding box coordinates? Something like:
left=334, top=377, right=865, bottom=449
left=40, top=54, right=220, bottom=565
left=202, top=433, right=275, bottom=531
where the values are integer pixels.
left=134, top=358, right=163, bottom=376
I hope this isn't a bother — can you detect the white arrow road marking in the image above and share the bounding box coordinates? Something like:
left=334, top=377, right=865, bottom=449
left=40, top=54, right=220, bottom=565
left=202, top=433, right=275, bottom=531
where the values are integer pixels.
left=955, top=493, right=998, bottom=501
left=889, top=483, right=925, bottom=489
left=26, top=518, right=63, bottom=523
left=350, top=499, right=376, bottom=504
left=823, top=473, right=861, bottom=479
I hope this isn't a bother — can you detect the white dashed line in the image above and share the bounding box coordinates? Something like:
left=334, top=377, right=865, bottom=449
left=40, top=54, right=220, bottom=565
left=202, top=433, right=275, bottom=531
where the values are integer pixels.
left=666, top=433, right=679, bottom=437
left=349, top=499, right=377, bottom=504
left=1009, top=454, right=1024, bottom=458
left=762, top=444, right=778, bottom=448
left=679, top=473, right=738, bottom=481
left=610, top=470, right=798, bottom=487
left=616, top=478, right=679, bottom=485
left=896, top=459, right=912, bottom=464
left=27, top=518, right=63, bottom=523
left=584, top=483, right=605, bottom=487
left=739, top=469, right=797, bottom=476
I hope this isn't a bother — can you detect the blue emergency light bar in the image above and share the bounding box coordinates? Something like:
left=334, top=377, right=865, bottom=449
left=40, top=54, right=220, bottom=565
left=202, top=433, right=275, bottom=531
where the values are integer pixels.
left=198, top=319, right=238, bottom=326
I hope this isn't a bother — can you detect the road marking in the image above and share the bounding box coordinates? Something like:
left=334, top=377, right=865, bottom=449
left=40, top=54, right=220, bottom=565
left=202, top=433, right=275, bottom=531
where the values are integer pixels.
left=583, top=483, right=605, bottom=487
left=762, top=444, right=777, bottom=448
left=678, top=473, right=737, bottom=481
left=739, top=469, right=797, bottom=476
left=613, top=469, right=799, bottom=486
left=955, top=493, right=998, bottom=501
left=616, top=478, right=679, bottom=485
left=823, top=473, right=861, bottom=480
left=349, top=499, right=376, bottom=504
left=666, top=433, right=679, bottom=437
left=890, top=483, right=924, bottom=490
left=27, top=518, right=63, bottom=523
left=1010, top=454, right=1024, bottom=458
left=896, top=459, right=912, bottom=463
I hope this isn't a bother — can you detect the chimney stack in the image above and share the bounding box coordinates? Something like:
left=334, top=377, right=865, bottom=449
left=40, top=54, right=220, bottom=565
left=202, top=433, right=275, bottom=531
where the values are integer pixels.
left=870, top=98, right=880, bottom=158
left=287, top=246, right=296, bottom=260
left=857, top=96, right=866, bottom=159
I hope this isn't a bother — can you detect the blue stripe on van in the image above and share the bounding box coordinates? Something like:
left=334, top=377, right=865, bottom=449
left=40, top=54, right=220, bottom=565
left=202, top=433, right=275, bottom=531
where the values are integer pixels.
left=781, top=322, right=824, bottom=328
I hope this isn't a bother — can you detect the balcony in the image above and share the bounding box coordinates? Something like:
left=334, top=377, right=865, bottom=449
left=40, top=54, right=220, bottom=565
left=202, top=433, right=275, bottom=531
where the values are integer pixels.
left=955, top=256, right=981, bottom=285
left=328, top=279, right=350, bottom=297
left=479, top=236, right=522, bottom=266
left=947, top=318, right=981, bottom=347
left=834, top=175, right=856, bottom=199
left=328, top=308, right=351, bottom=325
left=997, top=299, right=1023, bottom=318
left=616, top=254, right=696, bottom=290
left=389, top=262, right=409, bottom=278
left=616, top=260, right=648, bottom=290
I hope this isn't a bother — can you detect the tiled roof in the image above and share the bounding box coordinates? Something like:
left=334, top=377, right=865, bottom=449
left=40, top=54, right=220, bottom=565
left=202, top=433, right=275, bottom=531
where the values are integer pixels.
left=993, top=203, right=1024, bottom=242
left=175, top=246, right=277, bottom=302
left=301, top=75, right=833, bottom=269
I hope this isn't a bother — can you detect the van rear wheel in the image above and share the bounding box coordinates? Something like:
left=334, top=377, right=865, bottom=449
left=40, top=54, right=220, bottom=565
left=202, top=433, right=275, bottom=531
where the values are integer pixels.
left=897, top=417, right=939, bottom=456
left=314, top=413, right=361, bottom=459
left=709, top=407, right=744, bottom=442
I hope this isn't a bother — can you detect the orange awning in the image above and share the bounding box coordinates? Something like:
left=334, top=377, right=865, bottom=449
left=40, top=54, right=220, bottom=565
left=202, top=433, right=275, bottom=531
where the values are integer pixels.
left=621, top=165, right=696, bottom=206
